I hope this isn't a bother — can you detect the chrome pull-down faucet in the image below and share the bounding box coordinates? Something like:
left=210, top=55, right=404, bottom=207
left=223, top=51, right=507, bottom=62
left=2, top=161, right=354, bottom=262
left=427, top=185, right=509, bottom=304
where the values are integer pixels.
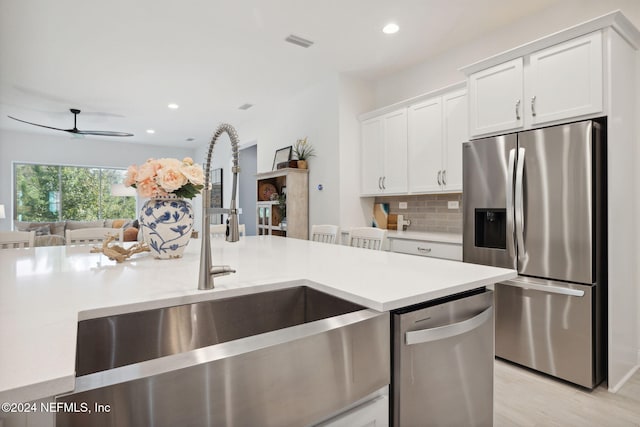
left=198, top=123, right=241, bottom=290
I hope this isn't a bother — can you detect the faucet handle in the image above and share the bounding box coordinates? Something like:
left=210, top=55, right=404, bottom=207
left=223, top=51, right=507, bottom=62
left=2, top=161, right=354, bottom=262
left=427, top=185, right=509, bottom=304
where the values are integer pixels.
left=210, top=265, right=236, bottom=278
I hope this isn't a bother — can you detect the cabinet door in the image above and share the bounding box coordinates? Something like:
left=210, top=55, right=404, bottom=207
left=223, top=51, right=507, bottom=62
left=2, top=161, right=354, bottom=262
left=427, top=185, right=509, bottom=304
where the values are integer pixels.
left=361, top=116, right=384, bottom=195
left=527, top=31, right=602, bottom=126
left=469, top=57, right=523, bottom=137
left=408, top=97, right=442, bottom=193
left=389, top=238, right=463, bottom=261
left=442, top=89, right=467, bottom=191
left=382, top=109, right=408, bottom=194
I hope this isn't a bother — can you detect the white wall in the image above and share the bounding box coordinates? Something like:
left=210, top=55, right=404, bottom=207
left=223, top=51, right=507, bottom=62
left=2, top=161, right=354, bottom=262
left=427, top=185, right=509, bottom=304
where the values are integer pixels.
left=237, top=76, right=341, bottom=233
left=0, top=129, right=195, bottom=230
left=338, top=75, right=376, bottom=228
left=374, top=0, right=640, bottom=107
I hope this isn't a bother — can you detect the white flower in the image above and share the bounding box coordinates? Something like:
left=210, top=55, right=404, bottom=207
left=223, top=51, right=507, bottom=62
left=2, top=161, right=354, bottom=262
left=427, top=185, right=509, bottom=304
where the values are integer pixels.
left=156, top=159, right=188, bottom=192
left=181, top=164, right=205, bottom=185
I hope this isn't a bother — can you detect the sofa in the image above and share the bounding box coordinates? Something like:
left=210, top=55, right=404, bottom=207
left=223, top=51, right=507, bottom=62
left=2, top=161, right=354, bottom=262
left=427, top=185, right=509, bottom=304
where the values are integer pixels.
left=14, top=219, right=139, bottom=247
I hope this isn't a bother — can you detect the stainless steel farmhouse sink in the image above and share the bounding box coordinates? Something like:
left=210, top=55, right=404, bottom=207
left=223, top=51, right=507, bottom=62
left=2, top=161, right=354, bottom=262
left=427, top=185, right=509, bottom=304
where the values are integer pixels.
left=57, top=286, right=390, bottom=427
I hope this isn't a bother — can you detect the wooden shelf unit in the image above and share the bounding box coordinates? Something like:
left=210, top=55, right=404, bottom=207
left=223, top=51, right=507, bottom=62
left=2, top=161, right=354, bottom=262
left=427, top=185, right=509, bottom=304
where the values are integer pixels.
left=256, top=168, right=308, bottom=239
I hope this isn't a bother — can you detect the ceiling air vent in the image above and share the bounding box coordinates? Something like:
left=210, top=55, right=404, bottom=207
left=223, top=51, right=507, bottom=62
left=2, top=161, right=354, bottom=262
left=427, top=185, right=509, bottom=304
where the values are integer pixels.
left=238, top=103, right=253, bottom=110
left=285, top=34, right=314, bottom=48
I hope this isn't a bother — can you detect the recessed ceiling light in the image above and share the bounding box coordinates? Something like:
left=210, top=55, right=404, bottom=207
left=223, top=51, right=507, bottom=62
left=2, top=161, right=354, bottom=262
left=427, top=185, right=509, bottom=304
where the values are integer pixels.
left=168, top=103, right=179, bottom=109
left=382, top=23, right=399, bottom=34
left=146, top=129, right=155, bottom=134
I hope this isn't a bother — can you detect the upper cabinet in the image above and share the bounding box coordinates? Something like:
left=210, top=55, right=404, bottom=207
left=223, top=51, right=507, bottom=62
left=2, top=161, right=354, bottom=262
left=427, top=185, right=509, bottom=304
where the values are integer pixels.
left=408, top=88, right=467, bottom=193
left=467, top=31, right=603, bottom=138
left=442, top=89, right=468, bottom=191
left=361, top=84, right=467, bottom=197
left=361, top=108, right=408, bottom=196
left=468, top=58, right=524, bottom=136
left=408, top=97, right=442, bottom=193
left=527, top=32, right=602, bottom=126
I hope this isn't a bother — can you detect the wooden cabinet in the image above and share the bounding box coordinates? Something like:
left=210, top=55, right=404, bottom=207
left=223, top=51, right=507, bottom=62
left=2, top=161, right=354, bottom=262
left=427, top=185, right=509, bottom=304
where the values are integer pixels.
left=361, top=108, right=408, bottom=195
left=468, top=31, right=603, bottom=137
left=407, top=88, right=467, bottom=194
left=256, top=168, right=308, bottom=239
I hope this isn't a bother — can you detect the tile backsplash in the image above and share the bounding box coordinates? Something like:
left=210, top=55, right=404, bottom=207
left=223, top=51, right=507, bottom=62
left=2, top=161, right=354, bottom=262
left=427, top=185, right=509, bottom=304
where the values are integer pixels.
left=374, top=193, right=462, bottom=234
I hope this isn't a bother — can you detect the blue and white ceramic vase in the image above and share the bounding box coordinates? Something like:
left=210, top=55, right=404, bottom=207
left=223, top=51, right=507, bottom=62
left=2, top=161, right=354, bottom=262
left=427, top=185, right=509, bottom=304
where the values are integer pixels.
left=140, top=196, right=194, bottom=259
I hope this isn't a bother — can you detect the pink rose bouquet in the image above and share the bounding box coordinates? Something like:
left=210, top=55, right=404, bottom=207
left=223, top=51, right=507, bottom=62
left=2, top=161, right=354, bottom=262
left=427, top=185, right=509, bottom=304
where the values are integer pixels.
left=124, top=157, right=204, bottom=199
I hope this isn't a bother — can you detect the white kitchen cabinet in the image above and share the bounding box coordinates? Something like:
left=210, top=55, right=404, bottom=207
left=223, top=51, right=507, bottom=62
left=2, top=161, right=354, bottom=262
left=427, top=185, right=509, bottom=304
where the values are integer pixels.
left=468, top=58, right=523, bottom=137
left=361, top=108, right=408, bottom=195
left=527, top=31, right=602, bottom=126
left=389, top=238, right=462, bottom=261
left=407, top=88, right=467, bottom=194
left=468, top=31, right=603, bottom=137
left=442, top=89, right=467, bottom=191
left=408, top=97, right=442, bottom=193
left=361, top=116, right=384, bottom=195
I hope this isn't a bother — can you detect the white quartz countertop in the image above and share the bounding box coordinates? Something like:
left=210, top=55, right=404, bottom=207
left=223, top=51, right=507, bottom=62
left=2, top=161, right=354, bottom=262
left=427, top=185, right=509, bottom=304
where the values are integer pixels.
left=0, top=236, right=514, bottom=403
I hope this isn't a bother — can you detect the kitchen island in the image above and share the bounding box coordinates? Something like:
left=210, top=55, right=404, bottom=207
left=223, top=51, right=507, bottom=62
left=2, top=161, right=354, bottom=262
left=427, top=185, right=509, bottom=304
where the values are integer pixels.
left=0, top=236, right=515, bottom=423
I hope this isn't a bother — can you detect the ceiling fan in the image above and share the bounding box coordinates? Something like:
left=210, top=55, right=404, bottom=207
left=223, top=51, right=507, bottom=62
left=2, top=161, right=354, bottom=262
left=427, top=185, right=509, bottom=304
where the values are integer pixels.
left=8, top=108, right=134, bottom=137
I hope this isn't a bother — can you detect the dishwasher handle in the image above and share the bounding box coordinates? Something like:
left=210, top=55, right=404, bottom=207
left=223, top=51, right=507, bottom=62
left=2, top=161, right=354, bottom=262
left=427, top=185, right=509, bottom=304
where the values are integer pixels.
left=405, top=306, right=493, bottom=345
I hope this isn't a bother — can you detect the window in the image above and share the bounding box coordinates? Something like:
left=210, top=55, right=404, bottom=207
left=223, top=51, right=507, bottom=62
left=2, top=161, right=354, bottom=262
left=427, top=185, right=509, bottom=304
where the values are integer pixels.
left=14, top=163, right=136, bottom=221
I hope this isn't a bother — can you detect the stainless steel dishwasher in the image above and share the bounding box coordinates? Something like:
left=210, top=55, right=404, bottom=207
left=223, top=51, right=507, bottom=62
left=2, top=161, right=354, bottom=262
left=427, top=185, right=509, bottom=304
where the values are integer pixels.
left=392, top=289, right=494, bottom=427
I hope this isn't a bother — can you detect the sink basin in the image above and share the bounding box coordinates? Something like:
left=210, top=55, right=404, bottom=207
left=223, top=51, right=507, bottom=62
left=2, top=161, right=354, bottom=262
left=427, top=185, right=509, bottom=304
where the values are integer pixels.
left=60, top=285, right=390, bottom=427
left=76, top=285, right=366, bottom=376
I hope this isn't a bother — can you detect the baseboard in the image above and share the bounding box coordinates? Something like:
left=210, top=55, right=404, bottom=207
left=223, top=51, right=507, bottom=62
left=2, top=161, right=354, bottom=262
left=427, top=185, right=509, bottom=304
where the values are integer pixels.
left=608, top=363, right=640, bottom=393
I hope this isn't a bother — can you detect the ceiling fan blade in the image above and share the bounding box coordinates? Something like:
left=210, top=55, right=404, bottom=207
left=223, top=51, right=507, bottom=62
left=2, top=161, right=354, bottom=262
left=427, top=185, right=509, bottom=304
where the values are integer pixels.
left=74, top=130, right=134, bottom=137
left=7, top=115, right=70, bottom=132
left=9, top=113, right=134, bottom=137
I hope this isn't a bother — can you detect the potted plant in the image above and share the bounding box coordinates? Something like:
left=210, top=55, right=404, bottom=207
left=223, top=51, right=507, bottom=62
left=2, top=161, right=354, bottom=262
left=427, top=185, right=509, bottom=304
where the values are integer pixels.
left=293, top=137, right=315, bottom=169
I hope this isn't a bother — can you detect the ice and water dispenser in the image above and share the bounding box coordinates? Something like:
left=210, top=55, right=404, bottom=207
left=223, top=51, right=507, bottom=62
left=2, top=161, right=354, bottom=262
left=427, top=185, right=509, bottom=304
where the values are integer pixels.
left=474, top=209, right=506, bottom=250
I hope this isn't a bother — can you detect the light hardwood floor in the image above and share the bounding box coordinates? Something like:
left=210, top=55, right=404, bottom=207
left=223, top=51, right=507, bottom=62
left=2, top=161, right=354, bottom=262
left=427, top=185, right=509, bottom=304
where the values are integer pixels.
left=495, top=359, right=640, bottom=426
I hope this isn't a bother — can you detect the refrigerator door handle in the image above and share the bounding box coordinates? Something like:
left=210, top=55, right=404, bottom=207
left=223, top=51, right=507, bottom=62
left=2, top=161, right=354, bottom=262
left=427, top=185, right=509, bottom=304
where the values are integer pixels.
left=506, top=148, right=517, bottom=267
left=502, top=279, right=585, bottom=297
left=405, top=306, right=493, bottom=345
left=514, top=147, right=526, bottom=261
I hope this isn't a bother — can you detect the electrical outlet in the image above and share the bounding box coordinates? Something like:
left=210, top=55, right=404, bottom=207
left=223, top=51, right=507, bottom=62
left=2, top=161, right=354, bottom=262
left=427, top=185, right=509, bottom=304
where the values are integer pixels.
left=399, top=202, right=408, bottom=209
left=448, top=201, right=459, bottom=210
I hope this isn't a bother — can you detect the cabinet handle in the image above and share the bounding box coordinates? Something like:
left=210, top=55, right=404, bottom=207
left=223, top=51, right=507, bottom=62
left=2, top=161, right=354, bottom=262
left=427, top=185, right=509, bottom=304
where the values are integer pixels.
left=515, top=99, right=521, bottom=120
left=382, top=176, right=386, bottom=189
left=378, top=177, right=382, bottom=190
left=417, top=247, right=432, bottom=253
left=437, top=170, right=442, bottom=185
left=531, top=96, right=537, bottom=117
left=442, top=170, right=447, bottom=186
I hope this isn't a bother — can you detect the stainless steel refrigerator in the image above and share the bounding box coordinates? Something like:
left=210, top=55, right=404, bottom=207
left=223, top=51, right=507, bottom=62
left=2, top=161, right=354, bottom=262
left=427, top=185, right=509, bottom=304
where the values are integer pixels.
left=462, top=119, right=606, bottom=389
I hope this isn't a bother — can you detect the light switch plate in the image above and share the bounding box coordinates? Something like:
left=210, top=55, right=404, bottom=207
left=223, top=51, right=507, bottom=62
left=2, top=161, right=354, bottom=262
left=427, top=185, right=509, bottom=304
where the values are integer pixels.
left=399, top=202, right=408, bottom=209
left=448, top=201, right=459, bottom=209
